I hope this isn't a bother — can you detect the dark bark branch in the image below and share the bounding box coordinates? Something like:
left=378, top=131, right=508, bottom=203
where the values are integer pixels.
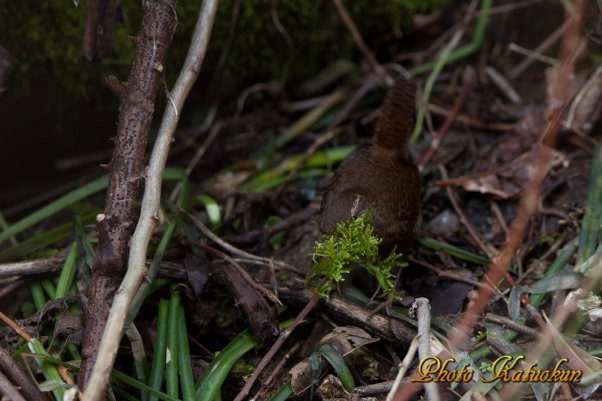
left=0, top=44, right=11, bottom=95
left=0, top=346, right=45, bottom=401
left=83, top=0, right=120, bottom=61
left=79, top=0, right=177, bottom=392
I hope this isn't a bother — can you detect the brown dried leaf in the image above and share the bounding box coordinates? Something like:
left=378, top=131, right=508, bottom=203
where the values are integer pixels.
left=460, top=173, right=515, bottom=199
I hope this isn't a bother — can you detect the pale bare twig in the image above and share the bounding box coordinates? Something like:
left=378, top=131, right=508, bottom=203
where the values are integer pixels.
left=386, top=335, right=421, bottom=401
left=414, top=298, right=440, bottom=401
left=81, top=2, right=220, bottom=400
left=485, top=65, right=522, bottom=104
left=183, top=209, right=301, bottom=273
left=0, top=256, right=63, bottom=278
left=484, top=313, right=540, bottom=337
left=509, top=18, right=570, bottom=79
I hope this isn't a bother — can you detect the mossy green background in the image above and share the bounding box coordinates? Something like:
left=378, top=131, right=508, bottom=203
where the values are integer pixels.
left=0, top=0, right=448, bottom=198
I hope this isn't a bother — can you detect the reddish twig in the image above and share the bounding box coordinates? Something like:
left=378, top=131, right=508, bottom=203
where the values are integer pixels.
left=419, top=66, right=476, bottom=170
left=426, top=103, right=516, bottom=132
left=391, top=1, right=585, bottom=399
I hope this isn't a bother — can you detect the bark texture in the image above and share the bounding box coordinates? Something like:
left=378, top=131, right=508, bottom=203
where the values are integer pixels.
left=79, top=0, right=177, bottom=391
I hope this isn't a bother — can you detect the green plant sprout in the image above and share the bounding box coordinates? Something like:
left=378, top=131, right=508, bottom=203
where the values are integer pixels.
left=306, top=211, right=405, bottom=298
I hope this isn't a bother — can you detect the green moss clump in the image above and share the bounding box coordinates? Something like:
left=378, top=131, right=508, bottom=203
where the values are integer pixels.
left=306, top=211, right=405, bottom=298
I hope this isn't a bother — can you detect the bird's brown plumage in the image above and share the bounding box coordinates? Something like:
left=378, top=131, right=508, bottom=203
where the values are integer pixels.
left=319, top=80, right=421, bottom=252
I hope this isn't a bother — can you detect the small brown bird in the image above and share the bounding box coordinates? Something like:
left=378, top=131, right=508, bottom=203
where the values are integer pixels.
left=319, top=80, right=421, bottom=253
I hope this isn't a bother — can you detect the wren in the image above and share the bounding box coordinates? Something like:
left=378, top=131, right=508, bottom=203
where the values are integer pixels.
left=319, top=79, right=421, bottom=253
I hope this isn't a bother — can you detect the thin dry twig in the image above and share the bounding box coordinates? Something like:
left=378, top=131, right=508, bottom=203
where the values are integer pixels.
left=485, top=65, right=522, bottom=104
left=0, top=371, right=27, bottom=401
left=426, top=103, right=516, bottom=131
left=438, top=164, right=498, bottom=259
left=183, top=209, right=300, bottom=273
left=0, top=311, right=31, bottom=341
left=200, top=242, right=281, bottom=306
left=386, top=335, right=421, bottom=401
left=81, top=2, right=219, bottom=400
left=226, top=206, right=317, bottom=245
left=408, top=256, right=488, bottom=289
left=419, top=66, right=476, bottom=170
left=484, top=313, right=540, bottom=337
left=263, top=342, right=301, bottom=386
left=355, top=381, right=395, bottom=396
left=0, top=346, right=45, bottom=401
left=232, top=296, right=319, bottom=401
left=0, top=256, right=63, bottom=278
left=509, top=18, right=570, bottom=79
left=330, top=0, right=393, bottom=85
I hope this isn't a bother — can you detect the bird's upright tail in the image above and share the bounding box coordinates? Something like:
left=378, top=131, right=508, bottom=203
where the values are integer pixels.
left=373, top=79, right=417, bottom=156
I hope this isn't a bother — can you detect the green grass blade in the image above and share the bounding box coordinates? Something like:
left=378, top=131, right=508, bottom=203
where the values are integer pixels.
left=73, top=216, right=96, bottom=270
left=0, top=167, right=186, bottom=247
left=418, top=237, right=490, bottom=265
left=267, top=381, right=293, bottom=401
left=243, top=145, right=355, bottom=191
left=194, top=331, right=258, bottom=401
left=166, top=290, right=181, bottom=398
left=197, top=195, right=221, bottom=230
left=27, top=339, right=66, bottom=401
left=409, top=0, right=492, bottom=77
left=315, top=343, right=355, bottom=392
left=149, top=299, right=170, bottom=401
left=30, top=282, right=46, bottom=311
left=178, top=306, right=195, bottom=401
left=0, top=175, right=109, bottom=245
left=55, top=243, right=79, bottom=298
left=23, top=353, right=180, bottom=401
left=0, top=212, right=97, bottom=263
left=40, top=279, right=56, bottom=300
left=577, top=143, right=602, bottom=267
